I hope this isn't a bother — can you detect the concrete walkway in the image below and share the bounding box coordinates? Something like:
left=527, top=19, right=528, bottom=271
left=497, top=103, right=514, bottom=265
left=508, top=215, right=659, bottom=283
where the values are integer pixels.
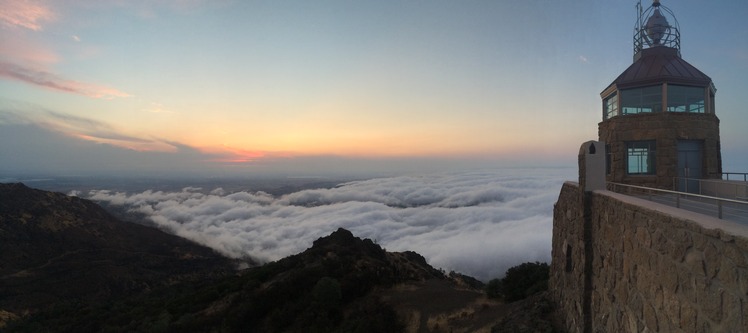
left=635, top=192, right=748, bottom=225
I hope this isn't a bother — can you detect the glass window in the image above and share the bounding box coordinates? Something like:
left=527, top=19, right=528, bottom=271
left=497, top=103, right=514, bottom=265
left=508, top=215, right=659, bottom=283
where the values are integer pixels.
left=667, top=85, right=705, bottom=113
left=627, top=141, right=656, bottom=175
left=604, top=93, right=618, bottom=119
left=605, top=144, right=611, bottom=175
left=620, top=85, right=662, bottom=115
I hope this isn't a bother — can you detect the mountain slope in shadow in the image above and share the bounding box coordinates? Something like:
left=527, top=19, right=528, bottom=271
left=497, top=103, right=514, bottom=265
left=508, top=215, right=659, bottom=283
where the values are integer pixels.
left=1, top=183, right=555, bottom=333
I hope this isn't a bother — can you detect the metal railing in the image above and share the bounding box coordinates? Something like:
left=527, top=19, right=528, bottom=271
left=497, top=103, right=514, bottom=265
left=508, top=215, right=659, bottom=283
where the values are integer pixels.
left=672, top=177, right=748, bottom=201
left=608, top=182, right=748, bottom=222
left=720, top=172, right=748, bottom=182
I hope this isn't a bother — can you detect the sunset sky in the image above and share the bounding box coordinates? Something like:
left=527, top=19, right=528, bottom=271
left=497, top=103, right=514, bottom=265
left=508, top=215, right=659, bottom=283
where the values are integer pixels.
left=2, top=0, right=747, bottom=176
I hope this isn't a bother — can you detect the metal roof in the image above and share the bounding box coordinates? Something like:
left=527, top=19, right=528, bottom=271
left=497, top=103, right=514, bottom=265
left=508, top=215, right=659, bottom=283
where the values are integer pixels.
left=602, top=46, right=712, bottom=96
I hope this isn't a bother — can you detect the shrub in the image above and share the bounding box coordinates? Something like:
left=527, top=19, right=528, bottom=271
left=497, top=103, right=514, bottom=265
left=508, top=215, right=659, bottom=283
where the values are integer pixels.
left=485, top=278, right=502, bottom=299
left=486, top=262, right=549, bottom=302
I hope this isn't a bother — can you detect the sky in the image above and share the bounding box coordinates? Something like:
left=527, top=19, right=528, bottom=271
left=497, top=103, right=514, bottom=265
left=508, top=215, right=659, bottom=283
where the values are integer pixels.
left=79, top=168, right=575, bottom=281
left=1, top=0, right=747, bottom=176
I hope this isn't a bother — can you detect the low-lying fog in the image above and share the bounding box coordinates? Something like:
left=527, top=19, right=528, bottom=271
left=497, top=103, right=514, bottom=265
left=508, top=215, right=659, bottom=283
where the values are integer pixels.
left=79, top=168, right=574, bottom=281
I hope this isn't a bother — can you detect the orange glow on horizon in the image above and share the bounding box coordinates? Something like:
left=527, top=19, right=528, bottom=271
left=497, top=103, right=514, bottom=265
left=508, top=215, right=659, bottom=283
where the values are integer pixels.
left=206, top=146, right=268, bottom=163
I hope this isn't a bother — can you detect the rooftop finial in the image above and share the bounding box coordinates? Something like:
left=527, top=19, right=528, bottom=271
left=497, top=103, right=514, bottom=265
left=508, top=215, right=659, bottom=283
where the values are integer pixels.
left=645, top=8, right=668, bottom=45
left=634, top=0, right=680, bottom=58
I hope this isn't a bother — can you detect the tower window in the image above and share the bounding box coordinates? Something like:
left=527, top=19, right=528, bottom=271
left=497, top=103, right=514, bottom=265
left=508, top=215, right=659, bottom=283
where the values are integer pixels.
left=604, top=93, right=619, bottom=119
left=667, top=85, right=705, bottom=113
left=605, top=144, right=611, bottom=175
left=626, top=141, right=656, bottom=175
left=621, top=85, right=662, bottom=115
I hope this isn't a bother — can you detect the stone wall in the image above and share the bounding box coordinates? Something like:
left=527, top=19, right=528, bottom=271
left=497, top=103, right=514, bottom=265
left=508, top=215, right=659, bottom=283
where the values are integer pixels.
left=551, top=182, right=748, bottom=332
left=550, top=182, right=589, bottom=332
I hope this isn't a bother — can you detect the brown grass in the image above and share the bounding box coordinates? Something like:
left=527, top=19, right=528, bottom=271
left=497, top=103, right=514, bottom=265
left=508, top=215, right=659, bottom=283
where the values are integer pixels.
left=377, top=279, right=508, bottom=333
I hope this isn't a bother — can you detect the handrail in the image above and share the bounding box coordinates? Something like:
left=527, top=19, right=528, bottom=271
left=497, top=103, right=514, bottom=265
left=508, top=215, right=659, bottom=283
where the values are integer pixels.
left=608, top=182, right=748, bottom=220
left=672, top=177, right=748, bottom=200
left=710, top=172, right=748, bottom=182
left=723, top=172, right=748, bottom=182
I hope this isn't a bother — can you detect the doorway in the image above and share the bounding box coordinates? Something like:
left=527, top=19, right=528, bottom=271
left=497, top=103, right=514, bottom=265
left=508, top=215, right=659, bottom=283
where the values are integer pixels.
left=677, top=140, right=703, bottom=193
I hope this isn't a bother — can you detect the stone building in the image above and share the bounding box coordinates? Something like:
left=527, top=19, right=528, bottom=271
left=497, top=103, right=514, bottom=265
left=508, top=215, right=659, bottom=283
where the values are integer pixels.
left=550, top=2, right=748, bottom=332
left=598, top=0, right=721, bottom=192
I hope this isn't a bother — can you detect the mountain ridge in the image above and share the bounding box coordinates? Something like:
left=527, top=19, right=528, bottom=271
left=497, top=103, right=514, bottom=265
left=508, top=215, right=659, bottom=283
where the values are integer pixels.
left=1, top=182, right=557, bottom=332
left=0, top=182, right=237, bottom=322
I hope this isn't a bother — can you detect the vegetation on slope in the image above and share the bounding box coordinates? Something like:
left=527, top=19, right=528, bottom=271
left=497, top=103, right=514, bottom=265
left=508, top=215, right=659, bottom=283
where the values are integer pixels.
left=485, top=262, right=550, bottom=302
left=1, top=183, right=561, bottom=332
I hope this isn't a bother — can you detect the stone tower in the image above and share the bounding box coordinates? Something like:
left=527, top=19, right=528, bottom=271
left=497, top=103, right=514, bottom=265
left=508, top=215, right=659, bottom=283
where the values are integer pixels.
left=599, top=0, right=721, bottom=192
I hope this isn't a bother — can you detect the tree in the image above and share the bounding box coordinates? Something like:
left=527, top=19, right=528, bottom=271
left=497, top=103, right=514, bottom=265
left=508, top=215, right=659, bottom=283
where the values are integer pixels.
left=486, top=262, right=549, bottom=302
left=485, top=278, right=502, bottom=299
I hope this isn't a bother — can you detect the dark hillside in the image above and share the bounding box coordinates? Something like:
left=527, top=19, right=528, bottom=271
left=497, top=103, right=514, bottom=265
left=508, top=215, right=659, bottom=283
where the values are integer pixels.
left=0, top=183, right=235, bottom=323
left=1, top=183, right=558, bottom=332
left=4, top=226, right=450, bottom=332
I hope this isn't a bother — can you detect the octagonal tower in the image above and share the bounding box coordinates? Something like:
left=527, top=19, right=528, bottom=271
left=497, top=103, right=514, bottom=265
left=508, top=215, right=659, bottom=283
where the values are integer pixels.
left=599, top=0, right=721, bottom=192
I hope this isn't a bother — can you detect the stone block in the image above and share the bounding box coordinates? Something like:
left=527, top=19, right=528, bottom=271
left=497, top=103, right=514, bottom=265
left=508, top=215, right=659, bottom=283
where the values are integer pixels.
left=614, top=282, right=629, bottom=305
left=691, top=232, right=709, bottom=251
left=743, top=298, right=748, bottom=333
left=684, top=248, right=705, bottom=277
left=643, top=303, right=659, bottom=331
left=722, top=243, right=747, bottom=268
left=653, top=285, right=664, bottom=310
left=716, top=260, right=739, bottom=288
left=662, top=294, right=680, bottom=328
left=680, top=301, right=698, bottom=331
left=626, top=311, right=645, bottom=333
left=695, top=286, right=724, bottom=323
left=651, top=228, right=668, bottom=255
left=635, top=226, right=652, bottom=248
left=734, top=237, right=748, bottom=255
left=698, top=320, right=713, bottom=333
left=718, top=231, right=734, bottom=243
left=719, top=291, right=742, bottom=329
left=660, top=260, right=678, bottom=293
left=669, top=227, right=692, bottom=245
left=703, top=242, right=721, bottom=279
left=677, top=265, right=697, bottom=303
left=669, top=238, right=691, bottom=263
left=739, top=268, right=748, bottom=296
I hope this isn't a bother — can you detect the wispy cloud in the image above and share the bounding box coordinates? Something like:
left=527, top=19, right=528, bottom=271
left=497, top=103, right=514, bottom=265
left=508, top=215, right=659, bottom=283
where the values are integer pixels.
left=0, top=61, right=130, bottom=99
left=43, top=111, right=154, bottom=144
left=578, top=55, right=589, bottom=63
left=0, top=107, right=169, bottom=151
left=0, top=32, right=59, bottom=65
left=0, top=0, right=55, bottom=31
left=84, top=170, right=573, bottom=281
left=0, top=106, right=271, bottom=163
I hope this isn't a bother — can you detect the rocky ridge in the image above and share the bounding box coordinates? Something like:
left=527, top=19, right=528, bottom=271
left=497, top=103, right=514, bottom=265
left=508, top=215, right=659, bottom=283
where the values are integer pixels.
left=0, top=183, right=235, bottom=327
left=1, top=182, right=558, bottom=332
